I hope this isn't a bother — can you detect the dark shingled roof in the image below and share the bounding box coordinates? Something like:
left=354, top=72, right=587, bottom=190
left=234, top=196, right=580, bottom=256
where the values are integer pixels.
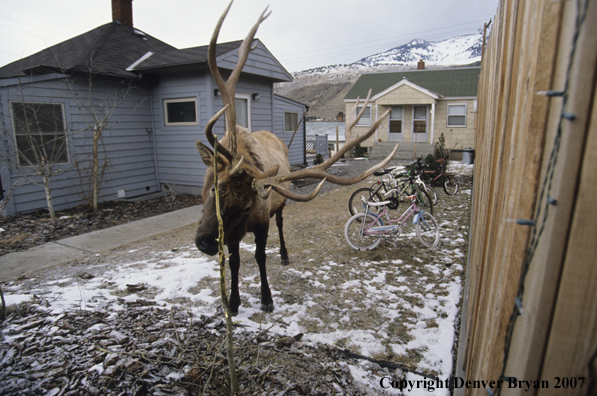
left=345, top=67, right=481, bottom=100
left=0, top=22, right=176, bottom=79
left=132, top=40, right=244, bottom=73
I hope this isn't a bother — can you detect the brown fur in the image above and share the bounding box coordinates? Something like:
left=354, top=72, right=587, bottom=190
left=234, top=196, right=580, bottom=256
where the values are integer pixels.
left=195, top=126, right=291, bottom=314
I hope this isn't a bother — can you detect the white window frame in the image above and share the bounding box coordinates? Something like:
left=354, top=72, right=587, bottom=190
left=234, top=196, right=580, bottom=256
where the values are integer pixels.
left=355, top=105, right=372, bottom=126
left=233, top=93, right=252, bottom=132
left=412, top=105, right=428, bottom=134
left=10, top=101, right=69, bottom=166
left=447, top=103, right=467, bottom=127
left=284, top=111, right=299, bottom=133
left=163, top=97, right=198, bottom=126
left=389, top=106, right=403, bottom=133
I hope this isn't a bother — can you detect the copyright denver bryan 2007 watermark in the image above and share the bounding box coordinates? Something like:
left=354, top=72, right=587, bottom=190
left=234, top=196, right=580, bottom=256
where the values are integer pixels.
left=379, top=376, right=587, bottom=392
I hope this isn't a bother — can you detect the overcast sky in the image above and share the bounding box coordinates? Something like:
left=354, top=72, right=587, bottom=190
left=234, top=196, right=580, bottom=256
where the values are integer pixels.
left=0, top=0, right=499, bottom=73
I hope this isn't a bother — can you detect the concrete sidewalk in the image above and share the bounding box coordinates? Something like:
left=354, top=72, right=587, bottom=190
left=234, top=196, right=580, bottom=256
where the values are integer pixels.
left=0, top=205, right=203, bottom=282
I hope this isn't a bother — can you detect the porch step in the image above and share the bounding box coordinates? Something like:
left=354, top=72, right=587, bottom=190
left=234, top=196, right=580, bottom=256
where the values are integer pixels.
left=369, top=142, right=435, bottom=160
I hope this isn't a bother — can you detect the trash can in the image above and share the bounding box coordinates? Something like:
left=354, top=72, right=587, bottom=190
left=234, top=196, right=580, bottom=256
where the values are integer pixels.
left=462, top=148, right=475, bottom=164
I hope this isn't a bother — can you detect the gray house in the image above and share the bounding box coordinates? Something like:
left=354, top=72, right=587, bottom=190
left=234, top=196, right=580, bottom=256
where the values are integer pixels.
left=0, top=0, right=306, bottom=216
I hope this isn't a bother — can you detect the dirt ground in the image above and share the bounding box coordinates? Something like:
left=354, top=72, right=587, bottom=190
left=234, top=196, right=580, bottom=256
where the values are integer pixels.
left=0, top=165, right=473, bottom=395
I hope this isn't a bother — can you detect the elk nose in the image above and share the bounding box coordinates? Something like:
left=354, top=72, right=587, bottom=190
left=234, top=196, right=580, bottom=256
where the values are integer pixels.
left=195, top=237, right=219, bottom=256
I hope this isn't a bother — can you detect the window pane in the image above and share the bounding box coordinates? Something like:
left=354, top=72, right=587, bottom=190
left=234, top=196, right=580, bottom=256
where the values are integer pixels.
left=390, top=106, right=403, bottom=119
left=12, top=102, right=68, bottom=165
left=166, top=101, right=196, bottom=123
left=414, top=106, right=427, bottom=120
left=236, top=98, right=248, bottom=128
left=390, top=120, right=402, bottom=133
left=285, top=112, right=298, bottom=132
left=448, top=104, right=466, bottom=115
left=414, top=120, right=427, bottom=133
left=448, top=115, right=466, bottom=126
left=356, top=106, right=371, bottom=126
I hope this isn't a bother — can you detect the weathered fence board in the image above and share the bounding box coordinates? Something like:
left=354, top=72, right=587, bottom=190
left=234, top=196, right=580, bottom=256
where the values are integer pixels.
left=460, top=0, right=597, bottom=394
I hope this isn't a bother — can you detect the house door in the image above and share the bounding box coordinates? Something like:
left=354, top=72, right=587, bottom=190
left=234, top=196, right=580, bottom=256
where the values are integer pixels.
left=388, top=106, right=403, bottom=142
left=412, top=105, right=428, bottom=143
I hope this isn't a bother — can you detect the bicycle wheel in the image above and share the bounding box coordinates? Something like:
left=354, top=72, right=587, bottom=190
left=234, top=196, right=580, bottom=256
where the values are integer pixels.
left=415, top=188, right=434, bottom=215
left=415, top=211, right=440, bottom=248
left=426, top=184, right=438, bottom=206
left=344, top=213, right=382, bottom=251
left=443, top=175, right=459, bottom=195
left=348, top=188, right=382, bottom=217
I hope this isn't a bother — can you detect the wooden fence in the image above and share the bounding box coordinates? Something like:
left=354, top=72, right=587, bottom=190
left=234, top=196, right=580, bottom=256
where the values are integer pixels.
left=458, top=0, right=597, bottom=394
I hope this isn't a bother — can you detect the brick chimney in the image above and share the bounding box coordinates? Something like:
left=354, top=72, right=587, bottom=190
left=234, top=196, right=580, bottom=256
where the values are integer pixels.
left=417, top=60, right=425, bottom=70
left=112, top=0, right=133, bottom=27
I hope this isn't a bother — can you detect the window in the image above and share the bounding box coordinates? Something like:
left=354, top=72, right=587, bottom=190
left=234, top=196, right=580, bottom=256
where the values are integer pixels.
left=284, top=112, right=298, bottom=132
left=235, top=96, right=249, bottom=129
left=389, top=106, right=403, bottom=133
left=164, top=98, right=197, bottom=126
left=413, top=105, right=427, bottom=133
left=447, top=103, right=467, bottom=127
left=11, top=102, right=68, bottom=166
left=356, top=105, right=371, bottom=126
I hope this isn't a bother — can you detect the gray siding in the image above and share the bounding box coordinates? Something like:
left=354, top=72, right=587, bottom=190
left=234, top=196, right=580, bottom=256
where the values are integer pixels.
left=0, top=49, right=301, bottom=215
left=151, top=72, right=305, bottom=194
left=274, top=94, right=307, bottom=166
left=150, top=70, right=207, bottom=194
left=0, top=74, right=158, bottom=215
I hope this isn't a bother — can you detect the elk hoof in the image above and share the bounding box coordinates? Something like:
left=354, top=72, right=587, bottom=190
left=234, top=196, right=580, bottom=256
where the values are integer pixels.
left=281, top=259, right=290, bottom=266
left=261, top=302, right=274, bottom=312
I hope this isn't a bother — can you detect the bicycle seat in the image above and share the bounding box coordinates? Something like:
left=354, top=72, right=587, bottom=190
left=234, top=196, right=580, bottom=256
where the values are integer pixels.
left=367, top=201, right=391, bottom=207
left=373, top=169, right=389, bottom=176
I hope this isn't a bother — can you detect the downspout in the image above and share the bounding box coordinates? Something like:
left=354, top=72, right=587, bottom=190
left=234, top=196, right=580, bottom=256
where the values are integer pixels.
left=430, top=101, right=436, bottom=145
left=149, top=89, right=160, bottom=192
left=375, top=103, right=379, bottom=143
left=0, top=93, right=16, bottom=215
left=304, top=105, right=309, bottom=166
left=271, top=84, right=275, bottom=133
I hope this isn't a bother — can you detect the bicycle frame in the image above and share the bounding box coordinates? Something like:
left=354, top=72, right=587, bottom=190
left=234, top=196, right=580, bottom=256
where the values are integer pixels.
left=421, top=159, right=448, bottom=184
left=358, top=197, right=420, bottom=236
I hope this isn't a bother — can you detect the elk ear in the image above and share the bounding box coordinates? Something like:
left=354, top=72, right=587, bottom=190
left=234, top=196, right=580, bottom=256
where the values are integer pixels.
left=196, top=141, right=228, bottom=170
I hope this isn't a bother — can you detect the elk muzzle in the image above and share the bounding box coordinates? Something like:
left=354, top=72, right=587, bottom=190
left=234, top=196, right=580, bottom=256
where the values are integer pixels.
left=195, top=234, right=219, bottom=256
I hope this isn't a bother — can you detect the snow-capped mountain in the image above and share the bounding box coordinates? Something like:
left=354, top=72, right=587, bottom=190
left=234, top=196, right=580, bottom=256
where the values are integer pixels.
left=276, top=33, right=484, bottom=121
left=356, top=35, right=482, bottom=67
left=293, top=33, right=482, bottom=77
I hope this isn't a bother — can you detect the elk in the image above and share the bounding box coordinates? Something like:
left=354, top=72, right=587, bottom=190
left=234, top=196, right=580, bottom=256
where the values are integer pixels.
left=195, top=1, right=399, bottom=315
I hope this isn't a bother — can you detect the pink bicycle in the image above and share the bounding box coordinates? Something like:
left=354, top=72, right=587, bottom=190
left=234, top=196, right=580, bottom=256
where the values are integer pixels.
left=344, top=194, right=440, bottom=250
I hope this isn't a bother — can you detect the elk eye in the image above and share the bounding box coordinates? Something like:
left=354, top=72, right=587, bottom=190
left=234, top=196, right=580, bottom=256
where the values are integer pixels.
left=211, top=186, right=215, bottom=193
left=242, top=206, right=252, bottom=215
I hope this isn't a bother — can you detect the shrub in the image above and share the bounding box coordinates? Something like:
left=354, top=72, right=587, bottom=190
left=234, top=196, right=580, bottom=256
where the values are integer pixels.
left=313, top=153, right=324, bottom=165
left=352, top=144, right=367, bottom=158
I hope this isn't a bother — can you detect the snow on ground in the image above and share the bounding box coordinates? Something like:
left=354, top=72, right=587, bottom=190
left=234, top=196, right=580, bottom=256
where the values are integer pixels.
left=2, top=163, right=474, bottom=395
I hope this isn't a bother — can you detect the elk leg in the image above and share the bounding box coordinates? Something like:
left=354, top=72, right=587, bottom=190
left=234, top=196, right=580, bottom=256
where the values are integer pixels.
left=275, top=209, right=289, bottom=266
left=254, top=226, right=274, bottom=312
left=228, top=243, right=241, bottom=316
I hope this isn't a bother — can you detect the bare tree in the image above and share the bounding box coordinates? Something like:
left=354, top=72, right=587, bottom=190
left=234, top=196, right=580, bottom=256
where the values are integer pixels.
left=63, top=65, right=146, bottom=212
left=0, top=79, right=75, bottom=219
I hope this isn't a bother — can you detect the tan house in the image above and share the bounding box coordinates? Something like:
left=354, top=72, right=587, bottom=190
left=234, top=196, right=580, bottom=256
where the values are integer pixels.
left=343, top=66, right=481, bottom=158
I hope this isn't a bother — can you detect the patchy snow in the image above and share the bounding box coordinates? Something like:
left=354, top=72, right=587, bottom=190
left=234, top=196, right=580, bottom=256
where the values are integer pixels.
left=1, top=163, right=474, bottom=395
left=3, top=247, right=464, bottom=395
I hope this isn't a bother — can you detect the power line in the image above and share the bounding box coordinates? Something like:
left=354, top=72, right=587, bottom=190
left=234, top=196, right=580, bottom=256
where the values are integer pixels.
left=278, top=18, right=488, bottom=64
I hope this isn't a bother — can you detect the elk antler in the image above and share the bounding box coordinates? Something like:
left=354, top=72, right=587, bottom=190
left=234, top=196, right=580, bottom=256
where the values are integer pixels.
left=208, top=0, right=271, bottom=155
left=205, top=104, right=233, bottom=161
left=261, top=89, right=399, bottom=201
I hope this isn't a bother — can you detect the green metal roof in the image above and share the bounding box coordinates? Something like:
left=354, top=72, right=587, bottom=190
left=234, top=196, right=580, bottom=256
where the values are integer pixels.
left=344, top=66, right=481, bottom=100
